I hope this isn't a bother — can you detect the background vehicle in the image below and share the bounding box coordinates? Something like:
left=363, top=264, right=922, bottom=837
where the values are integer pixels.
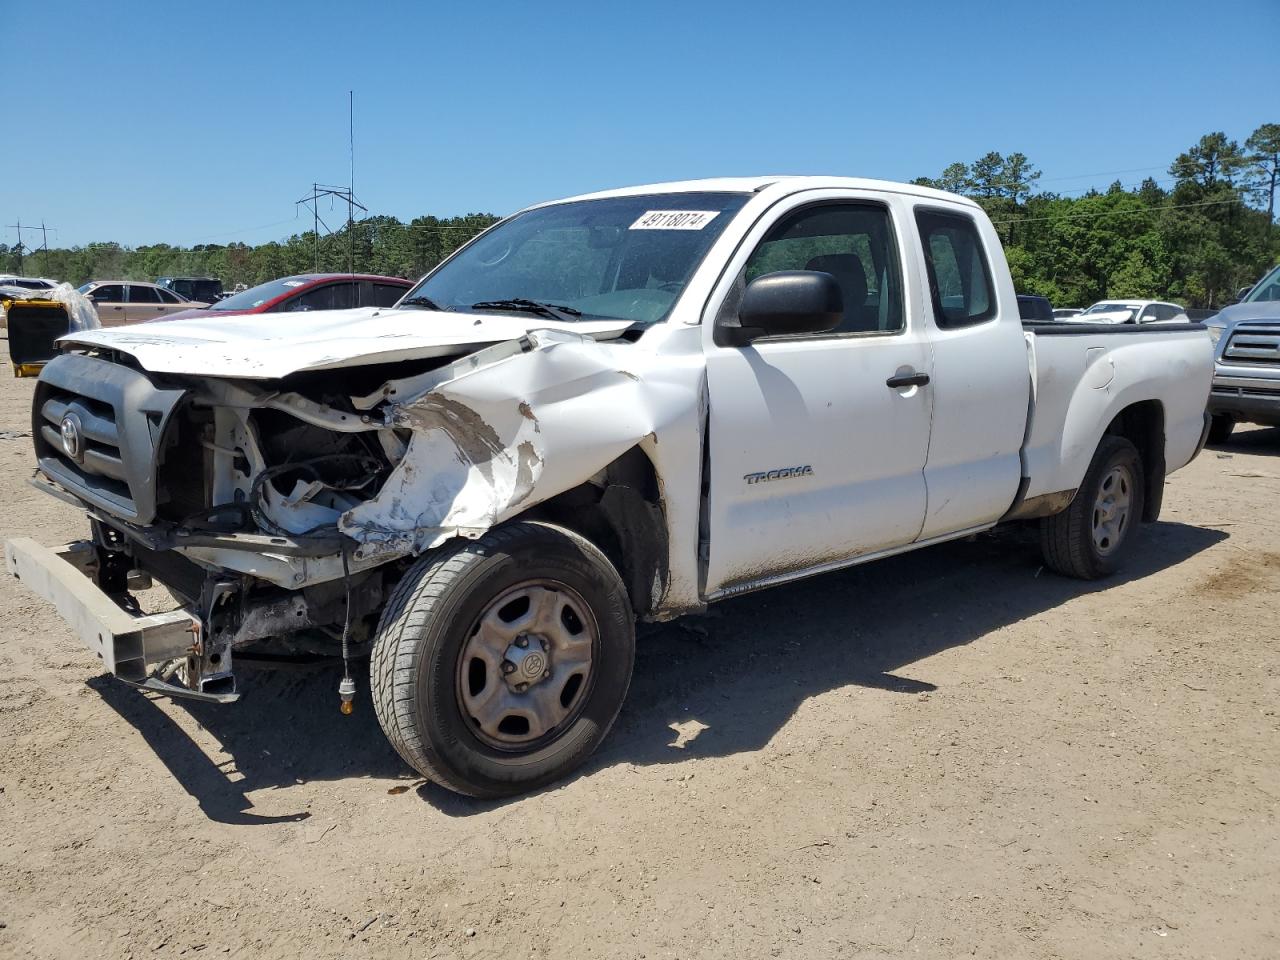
left=0, top=277, right=59, bottom=328
left=5, top=176, right=1212, bottom=799
left=160, top=273, right=411, bottom=321
left=0, top=276, right=58, bottom=296
left=1203, top=263, right=1280, bottom=442
left=1016, top=294, right=1054, bottom=321
left=1052, top=307, right=1083, bottom=319
left=1071, top=299, right=1189, bottom=324
left=76, top=280, right=205, bottom=326
left=156, top=276, right=224, bottom=303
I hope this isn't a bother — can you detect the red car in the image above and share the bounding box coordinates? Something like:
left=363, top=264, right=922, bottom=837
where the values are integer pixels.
left=159, top=273, right=413, bottom=322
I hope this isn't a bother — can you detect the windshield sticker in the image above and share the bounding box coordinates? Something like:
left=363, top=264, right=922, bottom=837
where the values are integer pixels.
left=282, top=280, right=306, bottom=287
left=629, top=210, right=720, bottom=230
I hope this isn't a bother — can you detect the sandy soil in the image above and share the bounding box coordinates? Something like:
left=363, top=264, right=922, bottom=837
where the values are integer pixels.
left=0, top=338, right=1277, bottom=960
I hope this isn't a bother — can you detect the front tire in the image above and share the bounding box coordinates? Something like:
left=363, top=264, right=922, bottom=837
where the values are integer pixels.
left=370, top=521, right=635, bottom=798
left=1207, top=414, right=1235, bottom=444
left=1040, top=435, right=1145, bottom=580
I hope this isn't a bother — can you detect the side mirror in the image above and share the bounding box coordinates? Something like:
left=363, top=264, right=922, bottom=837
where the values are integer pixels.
left=1232, top=286, right=1252, bottom=304
left=726, top=271, right=843, bottom=345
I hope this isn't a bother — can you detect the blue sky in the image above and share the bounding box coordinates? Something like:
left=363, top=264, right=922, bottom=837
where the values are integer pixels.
left=4, top=0, right=1277, bottom=248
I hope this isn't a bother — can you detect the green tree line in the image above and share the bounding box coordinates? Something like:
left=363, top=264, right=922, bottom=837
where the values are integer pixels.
left=912, top=125, right=1280, bottom=308
left=0, top=212, right=501, bottom=290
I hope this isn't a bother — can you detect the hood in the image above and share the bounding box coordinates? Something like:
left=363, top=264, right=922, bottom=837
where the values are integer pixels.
left=59, top=306, right=637, bottom=379
left=1205, top=300, right=1280, bottom=328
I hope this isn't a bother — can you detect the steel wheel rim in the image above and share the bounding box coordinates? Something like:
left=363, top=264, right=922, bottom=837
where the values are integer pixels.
left=456, top=578, right=598, bottom=751
left=1092, top=463, right=1133, bottom=556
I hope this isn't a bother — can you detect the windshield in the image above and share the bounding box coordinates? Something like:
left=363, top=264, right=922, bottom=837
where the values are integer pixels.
left=1085, top=302, right=1138, bottom=314
left=403, top=192, right=750, bottom=324
left=1243, top=264, right=1280, bottom=303
left=210, top=276, right=311, bottom=311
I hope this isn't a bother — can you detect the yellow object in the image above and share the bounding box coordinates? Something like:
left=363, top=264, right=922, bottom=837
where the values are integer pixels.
left=340, top=700, right=354, bottom=715
left=6, top=298, right=70, bottom=377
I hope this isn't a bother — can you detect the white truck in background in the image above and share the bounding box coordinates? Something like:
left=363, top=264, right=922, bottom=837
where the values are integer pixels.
left=5, top=176, right=1213, bottom=797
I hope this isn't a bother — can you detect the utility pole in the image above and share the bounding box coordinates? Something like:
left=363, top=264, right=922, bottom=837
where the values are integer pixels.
left=5, top=219, right=26, bottom=275
left=294, top=92, right=365, bottom=276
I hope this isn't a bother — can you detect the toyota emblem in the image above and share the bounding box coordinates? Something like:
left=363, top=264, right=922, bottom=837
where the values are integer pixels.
left=59, top=412, right=84, bottom=462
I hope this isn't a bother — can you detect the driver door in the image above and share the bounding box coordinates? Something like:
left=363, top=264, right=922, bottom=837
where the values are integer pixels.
left=702, top=193, right=933, bottom=596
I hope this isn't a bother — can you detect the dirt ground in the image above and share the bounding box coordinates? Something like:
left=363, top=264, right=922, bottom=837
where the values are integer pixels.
left=0, top=337, right=1276, bottom=960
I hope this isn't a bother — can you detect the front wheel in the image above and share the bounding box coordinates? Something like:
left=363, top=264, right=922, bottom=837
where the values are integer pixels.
left=1207, top=414, right=1235, bottom=444
left=370, top=521, right=635, bottom=798
left=1039, top=435, right=1145, bottom=580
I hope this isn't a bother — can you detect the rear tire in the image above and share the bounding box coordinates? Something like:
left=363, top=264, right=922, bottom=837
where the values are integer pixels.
left=1040, top=435, right=1145, bottom=580
left=370, top=521, right=634, bottom=799
left=1207, top=414, right=1235, bottom=444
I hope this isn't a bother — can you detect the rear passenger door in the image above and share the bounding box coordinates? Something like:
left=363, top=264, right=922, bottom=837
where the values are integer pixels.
left=911, top=207, right=1029, bottom=539
left=702, top=192, right=933, bottom=595
left=88, top=284, right=127, bottom=326
left=125, top=284, right=166, bottom=322
left=155, top=287, right=191, bottom=317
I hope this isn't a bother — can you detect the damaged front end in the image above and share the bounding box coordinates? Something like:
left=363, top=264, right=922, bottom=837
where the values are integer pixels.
left=15, top=328, right=673, bottom=701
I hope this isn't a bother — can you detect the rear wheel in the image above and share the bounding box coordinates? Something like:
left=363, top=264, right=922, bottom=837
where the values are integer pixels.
left=370, top=521, right=634, bottom=798
left=1040, top=435, right=1145, bottom=580
left=1207, top=414, right=1235, bottom=444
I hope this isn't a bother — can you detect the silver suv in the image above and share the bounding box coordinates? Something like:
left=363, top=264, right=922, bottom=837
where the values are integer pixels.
left=1205, top=264, right=1280, bottom=442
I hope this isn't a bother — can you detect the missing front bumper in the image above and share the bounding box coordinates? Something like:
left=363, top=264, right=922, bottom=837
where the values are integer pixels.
left=4, top=537, right=237, bottom=702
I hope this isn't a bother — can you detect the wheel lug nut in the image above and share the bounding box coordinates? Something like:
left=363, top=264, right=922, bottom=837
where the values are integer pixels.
left=516, top=682, right=528, bottom=692
left=502, top=662, right=515, bottom=674
left=516, top=636, right=528, bottom=648
left=543, top=669, right=551, bottom=678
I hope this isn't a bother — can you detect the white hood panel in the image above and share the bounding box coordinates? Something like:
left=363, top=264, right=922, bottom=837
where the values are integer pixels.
left=59, top=306, right=635, bottom=379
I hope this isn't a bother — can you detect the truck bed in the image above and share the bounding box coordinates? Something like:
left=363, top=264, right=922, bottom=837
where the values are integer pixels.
left=1020, top=321, right=1213, bottom=505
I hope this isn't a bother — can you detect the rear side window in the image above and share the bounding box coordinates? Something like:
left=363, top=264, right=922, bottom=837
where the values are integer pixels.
left=90, top=284, right=125, bottom=303
left=373, top=283, right=407, bottom=307
left=916, top=209, right=996, bottom=329
left=129, top=285, right=162, bottom=304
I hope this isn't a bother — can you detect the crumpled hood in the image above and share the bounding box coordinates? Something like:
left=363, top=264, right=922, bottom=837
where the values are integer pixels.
left=58, top=306, right=636, bottom=379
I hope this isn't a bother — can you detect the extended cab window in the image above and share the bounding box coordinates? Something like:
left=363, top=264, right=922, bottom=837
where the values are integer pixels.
left=916, top=210, right=996, bottom=328
left=743, top=203, right=903, bottom=334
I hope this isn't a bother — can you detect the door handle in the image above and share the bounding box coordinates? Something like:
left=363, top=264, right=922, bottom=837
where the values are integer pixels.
left=886, top=371, right=930, bottom=389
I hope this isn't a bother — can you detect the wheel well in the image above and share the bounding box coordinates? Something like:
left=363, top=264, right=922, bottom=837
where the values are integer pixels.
left=1104, top=400, right=1165, bottom=522
left=520, top=446, right=669, bottom=619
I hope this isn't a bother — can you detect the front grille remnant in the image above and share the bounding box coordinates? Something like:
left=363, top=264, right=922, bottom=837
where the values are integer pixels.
left=32, top=353, right=186, bottom=523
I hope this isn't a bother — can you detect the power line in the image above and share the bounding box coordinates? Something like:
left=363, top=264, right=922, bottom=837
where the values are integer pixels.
left=1038, top=164, right=1171, bottom=184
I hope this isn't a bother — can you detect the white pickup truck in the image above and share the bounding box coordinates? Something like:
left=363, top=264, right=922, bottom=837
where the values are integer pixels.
left=5, top=176, right=1214, bottom=797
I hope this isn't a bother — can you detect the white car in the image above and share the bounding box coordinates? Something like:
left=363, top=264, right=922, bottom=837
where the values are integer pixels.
left=1072, top=300, right=1189, bottom=325
left=7, top=175, right=1213, bottom=798
left=0, top=275, right=58, bottom=296
left=0, top=277, right=59, bottom=316
left=75, top=280, right=208, bottom=326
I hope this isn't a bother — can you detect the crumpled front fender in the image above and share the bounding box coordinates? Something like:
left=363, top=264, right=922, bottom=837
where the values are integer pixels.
left=339, top=329, right=663, bottom=560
